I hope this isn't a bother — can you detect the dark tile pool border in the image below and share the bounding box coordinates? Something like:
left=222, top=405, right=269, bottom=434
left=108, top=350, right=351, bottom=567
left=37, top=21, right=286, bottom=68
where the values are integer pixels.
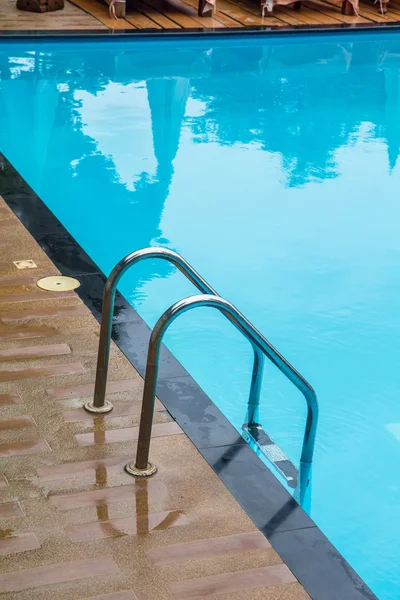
left=2, top=21, right=400, bottom=37
left=0, top=152, right=377, bottom=600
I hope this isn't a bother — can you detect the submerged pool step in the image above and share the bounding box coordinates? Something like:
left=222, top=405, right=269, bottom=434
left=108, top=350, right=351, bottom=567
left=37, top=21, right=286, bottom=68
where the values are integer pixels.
left=242, top=424, right=298, bottom=489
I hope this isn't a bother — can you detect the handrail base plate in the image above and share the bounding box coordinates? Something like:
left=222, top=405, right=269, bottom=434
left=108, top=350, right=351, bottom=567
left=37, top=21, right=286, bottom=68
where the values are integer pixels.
left=84, top=399, right=114, bottom=414
left=125, top=461, right=158, bottom=477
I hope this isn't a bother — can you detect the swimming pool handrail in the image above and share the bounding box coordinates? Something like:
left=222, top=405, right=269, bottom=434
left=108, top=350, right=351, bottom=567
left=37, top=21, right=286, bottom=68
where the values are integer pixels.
left=84, top=247, right=265, bottom=421
left=125, top=294, right=318, bottom=479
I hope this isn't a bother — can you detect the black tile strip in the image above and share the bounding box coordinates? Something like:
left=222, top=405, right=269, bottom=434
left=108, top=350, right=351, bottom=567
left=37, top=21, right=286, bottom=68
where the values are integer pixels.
left=2, top=22, right=400, bottom=37
left=0, top=150, right=377, bottom=600
left=268, top=527, right=377, bottom=600
left=35, top=232, right=101, bottom=276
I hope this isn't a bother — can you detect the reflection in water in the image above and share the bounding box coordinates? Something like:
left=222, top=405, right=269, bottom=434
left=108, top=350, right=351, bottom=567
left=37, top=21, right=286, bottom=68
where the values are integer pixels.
left=95, top=464, right=108, bottom=487
left=2, top=39, right=400, bottom=213
left=150, top=510, right=185, bottom=532
left=94, top=461, right=122, bottom=538
left=189, top=42, right=400, bottom=186
left=0, top=529, right=14, bottom=539
left=93, top=459, right=152, bottom=535
left=91, top=468, right=180, bottom=537
left=135, top=479, right=150, bottom=534
left=293, top=461, right=312, bottom=512
left=93, top=416, right=107, bottom=446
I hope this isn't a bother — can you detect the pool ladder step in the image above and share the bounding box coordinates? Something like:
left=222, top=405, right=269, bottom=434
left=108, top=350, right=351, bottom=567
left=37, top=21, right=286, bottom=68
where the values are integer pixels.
left=85, top=247, right=318, bottom=502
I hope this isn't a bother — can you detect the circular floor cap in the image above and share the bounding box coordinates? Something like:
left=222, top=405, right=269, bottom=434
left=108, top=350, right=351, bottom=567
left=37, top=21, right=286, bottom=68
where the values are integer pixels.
left=36, top=276, right=80, bottom=292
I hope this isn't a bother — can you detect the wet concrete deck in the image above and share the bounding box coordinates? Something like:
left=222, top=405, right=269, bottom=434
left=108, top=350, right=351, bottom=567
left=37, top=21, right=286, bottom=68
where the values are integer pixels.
left=0, top=196, right=309, bottom=600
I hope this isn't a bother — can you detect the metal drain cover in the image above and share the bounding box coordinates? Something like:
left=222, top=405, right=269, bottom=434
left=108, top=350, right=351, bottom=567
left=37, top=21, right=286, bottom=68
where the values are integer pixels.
left=36, top=276, right=80, bottom=292
left=14, top=260, right=37, bottom=269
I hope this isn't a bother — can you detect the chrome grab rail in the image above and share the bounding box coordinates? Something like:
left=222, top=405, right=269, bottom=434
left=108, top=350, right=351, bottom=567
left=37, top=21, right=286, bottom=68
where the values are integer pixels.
left=125, top=294, right=319, bottom=478
left=84, top=247, right=264, bottom=423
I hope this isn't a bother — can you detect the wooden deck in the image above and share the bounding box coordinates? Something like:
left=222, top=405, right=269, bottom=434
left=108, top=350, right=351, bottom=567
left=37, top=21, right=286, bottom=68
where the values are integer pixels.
left=2, top=0, right=400, bottom=32
left=0, top=0, right=107, bottom=29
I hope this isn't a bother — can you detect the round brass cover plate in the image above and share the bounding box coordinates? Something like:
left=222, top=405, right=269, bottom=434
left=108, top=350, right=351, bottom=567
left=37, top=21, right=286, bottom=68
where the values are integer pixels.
left=36, top=276, right=80, bottom=292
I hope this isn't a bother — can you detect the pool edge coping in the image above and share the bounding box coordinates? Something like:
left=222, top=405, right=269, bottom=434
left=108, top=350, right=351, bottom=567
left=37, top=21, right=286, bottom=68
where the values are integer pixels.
left=2, top=21, right=400, bottom=36
left=0, top=150, right=377, bottom=600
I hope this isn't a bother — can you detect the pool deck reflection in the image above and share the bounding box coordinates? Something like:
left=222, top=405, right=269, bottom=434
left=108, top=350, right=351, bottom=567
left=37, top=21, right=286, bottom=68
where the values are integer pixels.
left=3, top=0, right=400, bottom=33
left=0, top=196, right=309, bottom=600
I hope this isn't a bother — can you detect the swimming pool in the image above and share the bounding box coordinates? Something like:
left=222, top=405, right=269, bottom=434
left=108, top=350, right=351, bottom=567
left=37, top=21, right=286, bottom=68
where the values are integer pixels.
left=1, top=31, right=400, bottom=598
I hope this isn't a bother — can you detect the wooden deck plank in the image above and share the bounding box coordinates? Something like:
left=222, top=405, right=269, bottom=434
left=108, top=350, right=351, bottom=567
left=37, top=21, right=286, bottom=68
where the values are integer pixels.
left=360, top=5, right=398, bottom=18
left=382, top=5, right=400, bottom=18
left=134, top=0, right=183, bottom=26
left=125, top=8, right=163, bottom=26
left=211, top=8, right=246, bottom=23
left=142, top=0, right=207, bottom=26
left=143, top=0, right=227, bottom=27
left=218, top=0, right=286, bottom=25
left=0, top=0, right=108, bottom=29
left=357, top=3, right=397, bottom=19
left=273, top=5, right=323, bottom=23
left=2, top=0, right=400, bottom=30
left=324, top=0, right=394, bottom=19
left=224, top=0, right=324, bottom=26
left=69, top=0, right=137, bottom=27
left=304, top=0, right=373, bottom=22
left=181, top=0, right=243, bottom=24
left=288, top=4, right=344, bottom=23
left=169, top=1, right=228, bottom=26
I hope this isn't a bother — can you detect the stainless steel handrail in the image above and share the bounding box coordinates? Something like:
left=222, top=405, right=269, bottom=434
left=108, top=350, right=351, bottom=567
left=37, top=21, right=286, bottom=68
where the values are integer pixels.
left=125, top=293, right=319, bottom=478
left=84, top=247, right=264, bottom=420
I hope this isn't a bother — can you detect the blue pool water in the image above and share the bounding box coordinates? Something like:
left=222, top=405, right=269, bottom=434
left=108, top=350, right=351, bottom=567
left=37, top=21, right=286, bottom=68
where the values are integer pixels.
left=1, top=32, right=400, bottom=598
